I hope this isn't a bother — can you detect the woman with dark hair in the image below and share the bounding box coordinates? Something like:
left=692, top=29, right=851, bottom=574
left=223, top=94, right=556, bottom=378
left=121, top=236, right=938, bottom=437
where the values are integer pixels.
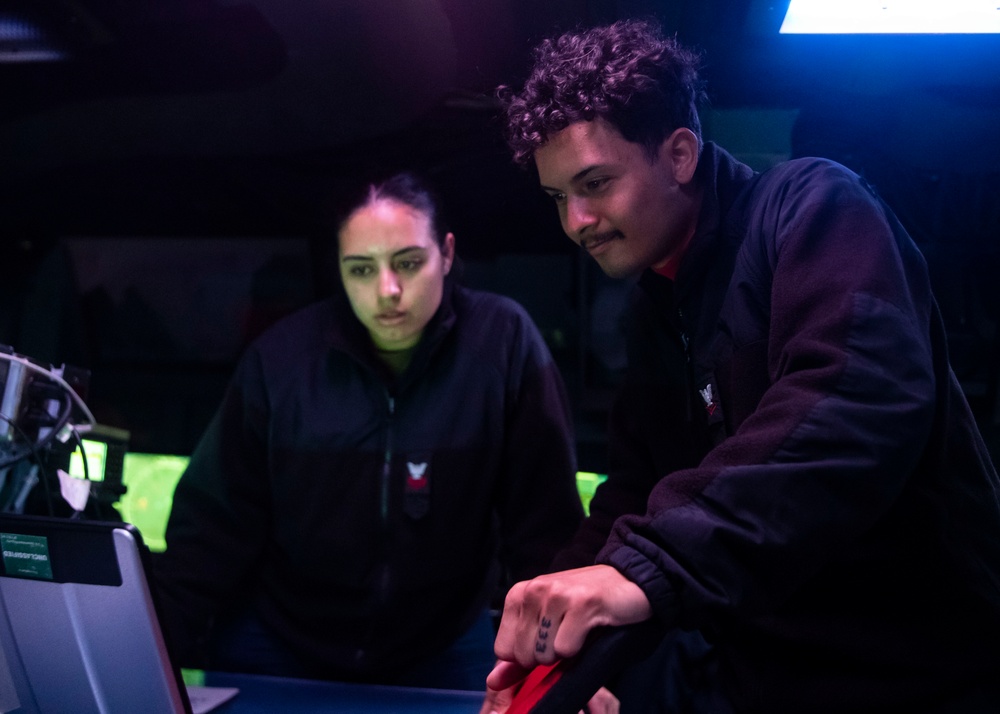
left=153, top=172, right=582, bottom=690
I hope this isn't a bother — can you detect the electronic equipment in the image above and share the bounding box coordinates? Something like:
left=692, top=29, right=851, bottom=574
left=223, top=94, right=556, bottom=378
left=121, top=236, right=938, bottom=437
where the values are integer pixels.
left=0, top=513, right=193, bottom=713
left=0, top=345, right=109, bottom=517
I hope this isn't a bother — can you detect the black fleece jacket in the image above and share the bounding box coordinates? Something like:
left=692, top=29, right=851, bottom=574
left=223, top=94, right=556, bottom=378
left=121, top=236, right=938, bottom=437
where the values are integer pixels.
left=561, top=143, right=1000, bottom=712
left=153, top=280, right=582, bottom=681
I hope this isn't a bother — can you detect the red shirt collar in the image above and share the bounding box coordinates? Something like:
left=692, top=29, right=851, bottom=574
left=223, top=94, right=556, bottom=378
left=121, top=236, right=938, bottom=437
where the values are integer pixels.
left=652, top=259, right=680, bottom=280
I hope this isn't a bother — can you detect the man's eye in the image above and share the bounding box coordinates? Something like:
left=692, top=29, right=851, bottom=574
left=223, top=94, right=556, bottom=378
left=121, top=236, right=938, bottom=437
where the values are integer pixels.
left=585, top=177, right=609, bottom=192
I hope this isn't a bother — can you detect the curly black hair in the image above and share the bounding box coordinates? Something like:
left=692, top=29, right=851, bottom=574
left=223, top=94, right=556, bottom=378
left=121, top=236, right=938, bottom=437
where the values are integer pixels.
left=499, top=19, right=706, bottom=166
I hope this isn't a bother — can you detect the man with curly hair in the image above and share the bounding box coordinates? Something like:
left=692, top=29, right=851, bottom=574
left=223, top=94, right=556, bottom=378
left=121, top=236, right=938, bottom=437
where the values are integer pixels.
left=485, top=18, right=1000, bottom=713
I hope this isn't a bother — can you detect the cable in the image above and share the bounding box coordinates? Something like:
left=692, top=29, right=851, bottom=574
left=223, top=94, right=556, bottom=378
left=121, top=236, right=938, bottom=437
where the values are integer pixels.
left=0, top=350, right=97, bottom=517
left=0, top=390, right=73, bottom=470
left=0, top=412, right=54, bottom=516
left=70, top=427, right=92, bottom=483
left=68, top=426, right=105, bottom=520
left=0, top=351, right=96, bottom=428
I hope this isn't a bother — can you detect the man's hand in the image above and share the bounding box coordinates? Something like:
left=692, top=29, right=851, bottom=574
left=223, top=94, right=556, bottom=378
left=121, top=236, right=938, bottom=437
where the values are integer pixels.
left=585, top=686, right=620, bottom=713
left=488, top=565, right=653, bottom=686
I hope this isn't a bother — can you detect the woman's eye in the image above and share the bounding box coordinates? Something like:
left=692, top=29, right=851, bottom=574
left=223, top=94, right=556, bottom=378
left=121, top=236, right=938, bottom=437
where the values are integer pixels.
left=348, top=265, right=373, bottom=277
left=396, top=259, right=422, bottom=272
left=585, top=177, right=609, bottom=192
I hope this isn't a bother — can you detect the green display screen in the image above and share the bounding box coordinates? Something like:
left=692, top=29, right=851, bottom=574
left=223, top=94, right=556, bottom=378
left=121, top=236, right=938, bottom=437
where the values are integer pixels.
left=68, top=439, right=108, bottom=482
left=575, top=471, right=607, bottom=516
left=115, top=453, right=190, bottom=553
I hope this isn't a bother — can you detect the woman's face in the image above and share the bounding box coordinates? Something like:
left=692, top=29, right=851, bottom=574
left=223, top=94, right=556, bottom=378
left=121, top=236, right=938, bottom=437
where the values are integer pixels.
left=338, top=198, right=454, bottom=352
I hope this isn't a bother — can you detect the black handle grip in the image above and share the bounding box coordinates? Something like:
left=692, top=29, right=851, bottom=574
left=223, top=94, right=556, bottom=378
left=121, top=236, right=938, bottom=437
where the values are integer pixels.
left=528, top=620, right=667, bottom=714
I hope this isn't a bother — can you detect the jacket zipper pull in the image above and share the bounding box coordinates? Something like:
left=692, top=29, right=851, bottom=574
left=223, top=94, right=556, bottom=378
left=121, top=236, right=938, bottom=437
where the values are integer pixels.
left=677, top=308, right=691, bottom=363
left=677, top=308, right=694, bottom=419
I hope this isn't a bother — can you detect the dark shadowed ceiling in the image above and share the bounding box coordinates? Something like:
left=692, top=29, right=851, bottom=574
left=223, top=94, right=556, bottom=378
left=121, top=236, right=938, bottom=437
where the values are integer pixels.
left=3, top=0, right=999, bottom=251
left=1, top=0, right=600, bottom=251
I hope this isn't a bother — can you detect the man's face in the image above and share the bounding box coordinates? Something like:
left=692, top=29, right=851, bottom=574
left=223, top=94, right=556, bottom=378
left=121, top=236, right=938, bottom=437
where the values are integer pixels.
left=535, top=118, right=700, bottom=279
left=339, top=199, right=454, bottom=351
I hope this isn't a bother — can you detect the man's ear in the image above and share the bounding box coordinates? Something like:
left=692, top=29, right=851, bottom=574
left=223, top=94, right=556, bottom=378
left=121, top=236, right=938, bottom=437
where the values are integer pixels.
left=661, top=128, right=700, bottom=186
left=442, top=232, right=456, bottom=274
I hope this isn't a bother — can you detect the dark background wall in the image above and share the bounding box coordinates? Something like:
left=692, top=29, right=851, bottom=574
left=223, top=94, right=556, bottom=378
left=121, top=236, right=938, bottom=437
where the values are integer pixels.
left=2, top=0, right=999, bottom=468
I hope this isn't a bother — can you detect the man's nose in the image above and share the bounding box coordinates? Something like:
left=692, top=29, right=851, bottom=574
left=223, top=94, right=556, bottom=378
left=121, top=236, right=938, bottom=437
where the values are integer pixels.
left=564, top=196, right=597, bottom=241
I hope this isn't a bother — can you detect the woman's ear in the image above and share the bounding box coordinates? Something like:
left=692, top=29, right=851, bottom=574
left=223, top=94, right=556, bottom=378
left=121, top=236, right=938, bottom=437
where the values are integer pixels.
left=442, top=232, right=456, bottom=274
left=661, top=128, right=700, bottom=186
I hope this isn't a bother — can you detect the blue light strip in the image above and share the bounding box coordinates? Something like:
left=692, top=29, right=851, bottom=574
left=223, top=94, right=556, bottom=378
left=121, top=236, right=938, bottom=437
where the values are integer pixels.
left=0, top=12, right=68, bottom=63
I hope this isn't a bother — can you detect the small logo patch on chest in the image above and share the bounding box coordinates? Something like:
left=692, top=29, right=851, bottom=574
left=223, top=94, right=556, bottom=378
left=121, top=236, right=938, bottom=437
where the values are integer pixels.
left=699, top=384, right=717, bottom=416
left=406, top=461, right=429, bottom=490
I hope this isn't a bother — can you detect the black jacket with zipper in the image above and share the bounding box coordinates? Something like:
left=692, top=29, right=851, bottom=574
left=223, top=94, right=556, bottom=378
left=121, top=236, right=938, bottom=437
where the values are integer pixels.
left=559, top=143, right=1000, bottom=712
left=153, top=279, right=582, bottom=680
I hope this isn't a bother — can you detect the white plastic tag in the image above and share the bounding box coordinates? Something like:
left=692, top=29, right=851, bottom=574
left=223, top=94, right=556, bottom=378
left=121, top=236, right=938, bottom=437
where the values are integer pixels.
left=57, top=469, right=91, bottom=513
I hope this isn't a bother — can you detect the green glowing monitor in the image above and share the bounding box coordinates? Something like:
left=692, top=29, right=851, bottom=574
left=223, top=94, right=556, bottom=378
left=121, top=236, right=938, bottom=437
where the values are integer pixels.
left=575, top=471, right=607, bottom=516
left=68, top=439, right=108, bottom=482
left=114, top=453, right=191, bottom=552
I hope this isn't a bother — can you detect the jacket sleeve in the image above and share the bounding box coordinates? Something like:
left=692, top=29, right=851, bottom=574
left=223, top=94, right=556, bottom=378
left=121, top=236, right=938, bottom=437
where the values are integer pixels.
left=553, top=282, right=711, bottom=572
left=151, top=349, right=272, bottom=666
left=598, top=161, right=939, bottom=631
left=493, top=305, right=583, bottom=584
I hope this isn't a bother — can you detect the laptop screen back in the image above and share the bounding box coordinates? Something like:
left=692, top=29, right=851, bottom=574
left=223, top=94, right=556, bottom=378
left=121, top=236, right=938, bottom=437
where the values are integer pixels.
left=0, top=514, right=191, bottom=714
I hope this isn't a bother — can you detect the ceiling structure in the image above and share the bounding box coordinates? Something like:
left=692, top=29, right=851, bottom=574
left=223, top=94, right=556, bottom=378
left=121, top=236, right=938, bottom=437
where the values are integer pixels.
left=1, top=0, right=591, bottom=253
left=2, top=0, right=998, bottom=251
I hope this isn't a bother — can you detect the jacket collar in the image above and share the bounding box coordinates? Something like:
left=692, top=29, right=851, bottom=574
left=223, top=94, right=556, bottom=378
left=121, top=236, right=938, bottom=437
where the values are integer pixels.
left=636, top=142, right=756, bottom=328
left=665, top=142, right=756, bottom=300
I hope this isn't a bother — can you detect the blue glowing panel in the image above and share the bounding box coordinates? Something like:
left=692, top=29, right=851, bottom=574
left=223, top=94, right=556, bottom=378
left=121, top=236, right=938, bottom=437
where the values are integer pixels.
left=780, top=0, right=1000, bottom=34
left=0, top=13, right=68, bottom=62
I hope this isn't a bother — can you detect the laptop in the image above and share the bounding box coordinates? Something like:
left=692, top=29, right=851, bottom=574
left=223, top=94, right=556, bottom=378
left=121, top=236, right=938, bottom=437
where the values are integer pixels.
left=0, top=513, right=193, bottom=714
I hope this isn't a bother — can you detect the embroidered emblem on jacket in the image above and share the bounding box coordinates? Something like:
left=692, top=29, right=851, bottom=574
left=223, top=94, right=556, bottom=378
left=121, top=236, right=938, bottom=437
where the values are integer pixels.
left=699, top=384, right=718, bottom=416
left=406, top=462, right=429, bottom=490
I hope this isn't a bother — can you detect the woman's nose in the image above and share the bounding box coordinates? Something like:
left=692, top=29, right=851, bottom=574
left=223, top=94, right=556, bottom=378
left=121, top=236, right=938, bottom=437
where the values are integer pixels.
left=378, top=269, right=401, bottom=300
